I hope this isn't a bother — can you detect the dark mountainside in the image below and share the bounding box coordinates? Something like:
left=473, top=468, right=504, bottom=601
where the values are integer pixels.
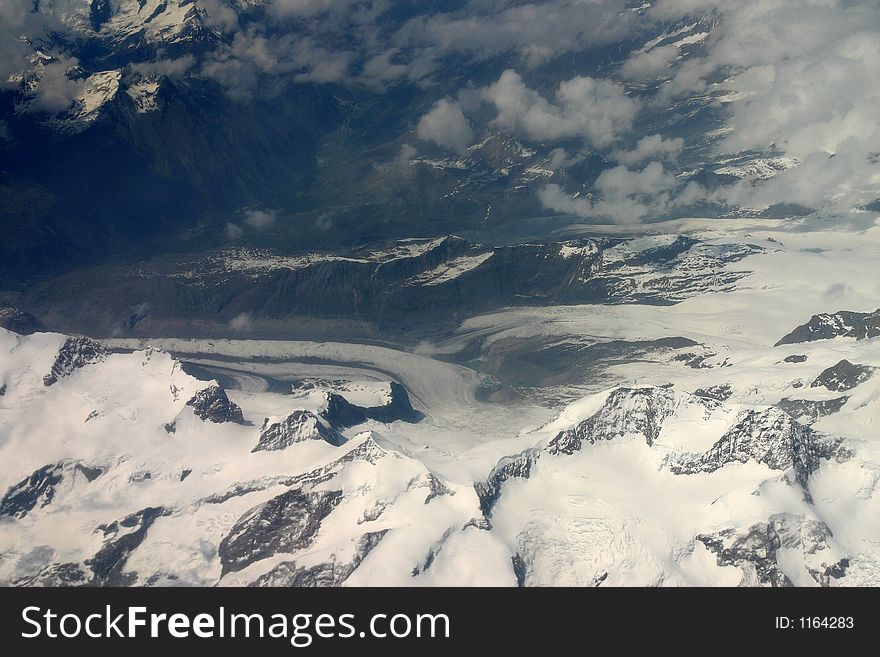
left=1, top=3, right=728, bottom=298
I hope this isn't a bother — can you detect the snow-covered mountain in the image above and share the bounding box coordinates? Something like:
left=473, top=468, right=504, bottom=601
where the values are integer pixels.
left=2, top=217, right=878, bottom=587
left=1, top=329, right=876, bottom=587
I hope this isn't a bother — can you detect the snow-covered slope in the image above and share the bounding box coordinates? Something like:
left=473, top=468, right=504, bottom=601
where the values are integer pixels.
left=478, top=385, right=866, bottom=586
left=0, top=329, right=492, bottom=586
left=2, top=322, right=878, bottom=586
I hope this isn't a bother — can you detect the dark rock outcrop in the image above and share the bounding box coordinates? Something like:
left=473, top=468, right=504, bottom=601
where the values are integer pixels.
left=186, top=385, right=245, bottom=424
left=87, top=506, right=167, bottom=586
left=0, top=465, right=64, bottom=519
left=0, top=306, right=44, bottom=335
left=43, top=337, right=107, bottom=386
left=811, top=359, right=874, bottom=392
left=363, top=382, right=422, bottom=423
left=694, top=384, right=733, bottom=402
left=219, top=489, right=344, bottom=574
left=511, top=554, right=527, bottom=587
left=697, top=514, right=848, bottom=587
left=777, top=397, right=849, bottom=424
left=475, top=448, right=542, bottom=518
left=249, top=530, right=389, bottom=587
left=89, top=0, right=112, bottom=31
left=319, top=384, right=422, bottom=430
left=12, top=562, right=95, bottom=587
left=253, top=410, right=344, bottom=452
left=776, top=309, right=880, bottom=346
left=548, top=387, right=708, bottom=455
left=0, top=460, right=102, bottom=519
left=669, top=408, right=846, bottom=487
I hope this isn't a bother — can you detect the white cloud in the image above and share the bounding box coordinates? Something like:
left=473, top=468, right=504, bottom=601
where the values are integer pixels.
left=198, top=0, right=241, bottom=32
left=647, top=0, right=880, bottom=213
left=596, top=162, right=677, bottom=198
left=224, top=222, right=243, bottom=240
left=548, top=148, right=584, bottom=170
left=480, top=69, right=638, bottom=149
left=243, top=209, right=278, bottom=230
left=360, top=48, right=409, bottom=88
left=417, top=99, right=474, bottom=154
left=0, top=5, right=59, bottom=91
left=198, top=29, right=355, bottom=97
left=611, top=134, right=684, bottom=166
left=397, top=143, right=417, bottom=167
left=26, top=59, right=85, bottom=114
left=6, top=2, right=643, bottom=102
left=394, top=1, right=637, bottom=78
left=132, top=55, right=195, bottom=79
left=228, top=312, right=253, bottom=332
left=539, top=161, right=703, bottom=223
left=620, top=45, right=679, bottom=81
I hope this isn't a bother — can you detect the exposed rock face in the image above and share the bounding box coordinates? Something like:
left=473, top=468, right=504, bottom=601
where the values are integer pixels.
left=13, top=562, right=95, bottom=588
left=478, top=387, right=712, bottom=517
left=320, top=391, right=376, bottom=429
left=364, top=382, right=422, bottom=423
left=0, top=464, right=64, bottom=519
left=20, top=237, right=606, bottom=335
left=253, top=410, right=344, bottom=452
left=693, top=384, right=733, bottom=402
left=776, top=309, right=880, bottom=345
left=697, top=514, right=848, bottom=587
left=594, top=238, right=763, bottom=305
left=784, top=354, right=808, bottom=363
left=544, top=387, right=846, bottom=489
left=88, top=507, right=167, bottom=586
left=19, top=506, right=168, bottom=587
left=43, top=337, right=107, bottom=386
left=249, top=530, right=389, bottom=587
left=474, top=449, right=542, bottom=517
left=89, top=0, right=113, bottom=32
left=668, top=408, right=845, bottom=487
left=511, top=554, right=528, bottom=587
left=0, top=460, right=102, bottom=519
left=186, top=385, right=245, bottom=424
left=319, top=384, right=422, bottom=430
left=777, top=397, right=849, bottom=424
left=811, top=359, right=874, bottom=391
left=15, top=228, right=769, bottom=338
left=548, top=387, right=709, bottom=455
left=0, top=306, right=44, bottom=335
left=219, top=489, right=344, bottom=574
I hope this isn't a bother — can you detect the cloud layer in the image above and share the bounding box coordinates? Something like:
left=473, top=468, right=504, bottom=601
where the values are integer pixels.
left=480, top=70, right=638, bottom=149
left=3, top=0, right=879, bottom=224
